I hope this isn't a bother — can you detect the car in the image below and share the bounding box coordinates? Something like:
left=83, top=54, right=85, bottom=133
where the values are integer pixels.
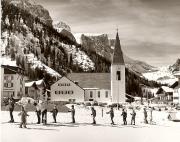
left=168, top=110, right=180, bottom=121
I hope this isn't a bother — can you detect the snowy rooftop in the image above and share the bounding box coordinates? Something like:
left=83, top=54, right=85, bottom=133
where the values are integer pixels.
left=161, top=86, right=173, bottom=93
left=25, top=81, right=35, bottom=87
left=173, top=71, right=180, bottom=77
left=25, top=79, right=44, bottom=87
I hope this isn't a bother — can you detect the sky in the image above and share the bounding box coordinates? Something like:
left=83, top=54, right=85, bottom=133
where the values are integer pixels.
left=36, top=0, right=180, bottom=67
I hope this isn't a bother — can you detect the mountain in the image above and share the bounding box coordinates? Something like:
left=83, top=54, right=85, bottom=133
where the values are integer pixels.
left=53, top=21, right=71, bottom=32
left=142, top=59, right=180, bottom=86
left=6, top=0, right=53, bottom=26
left=74, top=33, right=156, bottom=74
left=1, top=0, right=161, bottom=97
left=169, top=58, right=180, bottom=72
left=53, top=21, right=76, bottom=44
left=1, top=0, right=96, bottom=81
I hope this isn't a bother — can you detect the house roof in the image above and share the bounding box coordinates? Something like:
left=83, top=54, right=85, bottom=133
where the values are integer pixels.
left=112, top=32, right=125, bottom=65
left=157, top=86, right=173, bottom=94
left=25, top=81, right=36, bottom=87
left=2, top=65, right=24, bottom=74
left=174, top=83, right=180, bottom=89
left=35, top=79, right=44, bottom=86
left=67, top=73, right=110, bottom=90
left=173, top=71, right=180, bottom=76
left=25, top=79, right=45, bottom=88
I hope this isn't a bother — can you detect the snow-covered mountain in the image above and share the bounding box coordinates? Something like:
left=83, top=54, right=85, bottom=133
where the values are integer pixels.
left=1, top=0, right=96, bottom=81
left=143, top=65, right=178, bottom=86
left=8, top=0, right=53, bottom=26
left=74, top=33, right=156, bottom=74
left=53, top=21, right=71, bottom=33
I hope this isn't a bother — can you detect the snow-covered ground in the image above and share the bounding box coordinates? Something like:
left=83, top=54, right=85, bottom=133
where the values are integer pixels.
left=1, top=105, right=180, bottom=142
left=143, top=66, right=178, bottom=85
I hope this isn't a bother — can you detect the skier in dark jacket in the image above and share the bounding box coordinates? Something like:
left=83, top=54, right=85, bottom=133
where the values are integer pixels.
left=18, top=106, right=29, bottom=128
left=121, top=109, right=127, bottom=125
left=68, top=105, right=75, bottom=123
left=91, top=107, right=96, bottom=124
left=50, top=105, right=58, bottom=123
left=8, top=96, right=15, bottom=123
left=107, top=107, right=114, bottom=125
left=131, top=109, right=136, bottom=125
left=41, top=101, right=48, bottom=125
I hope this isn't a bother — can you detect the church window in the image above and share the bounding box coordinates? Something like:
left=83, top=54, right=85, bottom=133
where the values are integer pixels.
left=116, top=71, right=121, bottom=80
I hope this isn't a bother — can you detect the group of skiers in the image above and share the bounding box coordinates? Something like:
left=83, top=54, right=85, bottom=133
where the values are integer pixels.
left=5, top=96, right=153, bottom=128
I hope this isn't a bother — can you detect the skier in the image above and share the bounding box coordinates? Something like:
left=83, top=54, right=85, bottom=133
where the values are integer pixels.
left=91, top=107, right=96, bottom=124
left=131, top=109, right=136, bottom=125
left=106, top=107, right=114, bottom=125
left=18, top=106, right=29, bottom=128
left=68, top=105, right=75, bottom=123
left=41, top=101, right=48, bottom=125
left=50, top=105, right=58, bottom=123
left=34, top=100, right=41, bottom=124
left=121, top=108, right=127, bottom=125
left=8, top=95, right=15, bottom=123
left=150, top=107, right=153, bottom=124
left=144, top=108, right=148, bottom=124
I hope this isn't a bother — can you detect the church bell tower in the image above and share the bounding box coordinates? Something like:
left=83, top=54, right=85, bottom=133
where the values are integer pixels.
left=111, top=31, right=126, bottom=103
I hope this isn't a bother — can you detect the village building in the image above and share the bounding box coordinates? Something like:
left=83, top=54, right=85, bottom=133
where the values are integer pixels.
left=1, top=65, right=25, bottom=100
left=172, top=71, right=180, bottom=105
left=68, top=73, right=111, bottom=103
left=25, top=79, right=46, bottom=100
left=156, top=86, right=173, bottom=105
left=50, top=76, right=85, bottom=102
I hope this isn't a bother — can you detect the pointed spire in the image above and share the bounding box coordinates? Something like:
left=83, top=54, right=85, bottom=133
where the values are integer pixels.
left=112, top=31, right=125, bottom=65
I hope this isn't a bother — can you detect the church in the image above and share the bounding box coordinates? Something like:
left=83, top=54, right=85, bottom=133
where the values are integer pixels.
left=50, top=32, right=126, bottom=103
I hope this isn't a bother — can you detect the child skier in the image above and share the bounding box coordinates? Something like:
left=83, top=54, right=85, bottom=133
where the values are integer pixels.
left=50, top=105, right=58, bottom=123
left=91, top=107, right=96, bottom=124
left=121, top=108, right=127, bottom=125
left=107, top=107, right=114, bottom=125
left=68, top=105, right=75, bottom=123
left=18, top=106, right=29, bottom=128
left=8, top=95, right=15, bottom=123
left=131, top=109, right=136, bottom=125
left=144, top=108, right=148, bottom=124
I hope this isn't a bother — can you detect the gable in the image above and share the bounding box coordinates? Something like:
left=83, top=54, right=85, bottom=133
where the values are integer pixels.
left=51, top=76, right=84, bottom=91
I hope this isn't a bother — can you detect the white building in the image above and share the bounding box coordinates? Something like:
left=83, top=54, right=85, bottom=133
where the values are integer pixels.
left=68, top=73, right=111, bottom=103
left=50, top=76, right=85, bottom=102
left=111, top=32, right=126, bottom=103
left=1, top=65, right=25, bottom=99
left=172, top=71, right=180, bottom=105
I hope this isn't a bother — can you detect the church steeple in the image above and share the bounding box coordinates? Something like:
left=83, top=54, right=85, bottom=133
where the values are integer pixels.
left=112, top=32, right=124, bottom=65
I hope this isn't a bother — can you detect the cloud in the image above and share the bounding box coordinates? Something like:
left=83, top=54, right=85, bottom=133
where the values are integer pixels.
left=36, top=0, right=180, bottom=66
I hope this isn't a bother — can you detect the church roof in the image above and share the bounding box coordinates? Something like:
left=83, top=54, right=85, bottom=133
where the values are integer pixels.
left=112, top=32, right=125, bottom=65
left=67, top=73, right=110, bottom=90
